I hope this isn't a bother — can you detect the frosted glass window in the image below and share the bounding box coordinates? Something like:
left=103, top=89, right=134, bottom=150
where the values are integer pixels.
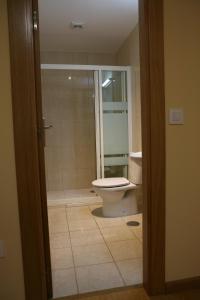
left=101, top=70, right=129, bottom=178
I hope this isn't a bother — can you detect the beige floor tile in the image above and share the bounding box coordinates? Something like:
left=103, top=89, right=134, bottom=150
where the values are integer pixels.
left=76, top=262, right=124, bottom=293
left=89, top=204, right=102, bottom=211
left=48, top=207, right=68, bottom=233
left=131, top=227, right=143, bottom=242
left=107, top=239, right=142, bottom=261
left=64, top=188, right=94, bottom=198
left=68, top=218, right=98, bottom=231
left=48, top=205, right=66, bottom=209
left=52, top=268, right=78, bottom=298
left=50, top=232, right=71, bottom=249
left=116, top=258, right=143, bottom=286
left=47, top=191, right=66, bottom=201
left=51, top=247, right=74, bottom=270
left=67, top=205, right=90, bottom=213
left=66, top=206, right=92, bottom=221
left=95, top=216, right=124, bottom=228
left=100, top=226, right=135, bottom=242
left=72, top=243, right=113, bottom=266
left=49, top=205, right=143, bottom=297
left=70, top=229, right=104, bottom=246
left=65, top=197, right=102, bottom=207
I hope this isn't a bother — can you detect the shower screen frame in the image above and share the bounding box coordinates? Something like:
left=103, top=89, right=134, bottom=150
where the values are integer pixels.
left=41, top=64, right=133, bottom=179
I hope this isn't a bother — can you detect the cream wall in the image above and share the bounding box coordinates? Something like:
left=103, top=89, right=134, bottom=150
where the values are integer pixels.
left=41, top=51, right=116, bottom=65
left=0, top=1, right=25, bottom=299
left=165, top=0, right=200, bottom=281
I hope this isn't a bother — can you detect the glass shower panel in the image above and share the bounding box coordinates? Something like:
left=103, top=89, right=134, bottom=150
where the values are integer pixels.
left=41, top=69, right=96, bottom=191
left=101, top=70, right=129, bottom=178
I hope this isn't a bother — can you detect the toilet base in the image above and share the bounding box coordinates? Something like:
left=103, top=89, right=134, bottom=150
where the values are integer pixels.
left=101, top=189, right=138, bottom=217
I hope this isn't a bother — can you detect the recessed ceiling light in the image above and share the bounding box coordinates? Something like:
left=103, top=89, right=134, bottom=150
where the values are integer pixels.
left=68, top=76, right=72, bottom=80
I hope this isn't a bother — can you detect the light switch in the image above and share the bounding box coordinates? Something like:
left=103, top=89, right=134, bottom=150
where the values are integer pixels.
left=0, top=240, right=5, bottom=258
left=169, top=108, right=184, bottom=124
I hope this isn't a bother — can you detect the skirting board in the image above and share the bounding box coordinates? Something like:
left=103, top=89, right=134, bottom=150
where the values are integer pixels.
left=165, top=276, right=200, bottom=293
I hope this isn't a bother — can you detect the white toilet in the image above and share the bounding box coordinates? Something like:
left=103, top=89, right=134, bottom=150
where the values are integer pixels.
left=92, top=152, right=142, bottom=217
left=92, top=177, right=139, bottom=217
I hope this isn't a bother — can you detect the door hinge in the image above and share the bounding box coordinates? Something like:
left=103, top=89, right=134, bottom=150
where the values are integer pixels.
left=33, top=10, right=38, bottom=31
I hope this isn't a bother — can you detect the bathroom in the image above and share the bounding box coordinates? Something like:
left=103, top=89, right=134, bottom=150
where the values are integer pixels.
left=39, top=0, right=142, bottom=298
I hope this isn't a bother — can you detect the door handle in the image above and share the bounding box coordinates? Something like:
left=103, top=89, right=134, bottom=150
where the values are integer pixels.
left=42, top=118, right=53, bottom=147
left=43, top=125, right=53, bottom=130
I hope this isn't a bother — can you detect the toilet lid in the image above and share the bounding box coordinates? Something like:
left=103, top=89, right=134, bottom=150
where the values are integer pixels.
left=92, top=177, right=130, bottom=188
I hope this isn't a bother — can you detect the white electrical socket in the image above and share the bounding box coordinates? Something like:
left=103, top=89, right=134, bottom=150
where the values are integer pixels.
left=0, top=240, right=5, bottom=258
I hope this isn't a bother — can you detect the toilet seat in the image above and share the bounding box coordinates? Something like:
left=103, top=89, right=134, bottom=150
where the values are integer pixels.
left=92, top=177, right=130, bottom=188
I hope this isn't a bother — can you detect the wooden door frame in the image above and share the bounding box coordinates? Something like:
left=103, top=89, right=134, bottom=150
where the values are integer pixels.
left=139, top=0, right=165, bottom=295
left=7, top=0, right=165, bottom=298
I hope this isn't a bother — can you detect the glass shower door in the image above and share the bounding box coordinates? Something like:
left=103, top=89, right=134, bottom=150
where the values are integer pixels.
left=41, top=69, right=97, bottom=192
left=100, top=70, right=129, bottom=178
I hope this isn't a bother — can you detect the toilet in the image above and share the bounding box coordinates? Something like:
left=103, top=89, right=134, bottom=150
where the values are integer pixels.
left=92, top=177, right=140, bottom=217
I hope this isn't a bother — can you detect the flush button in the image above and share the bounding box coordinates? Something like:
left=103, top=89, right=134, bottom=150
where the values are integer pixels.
left=169, top=108, right=184, bottom=124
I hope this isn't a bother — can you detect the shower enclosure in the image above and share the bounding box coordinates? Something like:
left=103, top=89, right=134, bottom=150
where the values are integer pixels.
left=41, top=64, right=132, bottom=197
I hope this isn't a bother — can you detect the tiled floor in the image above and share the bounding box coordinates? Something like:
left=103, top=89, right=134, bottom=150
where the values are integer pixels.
left=48, top=203, right=143, bottom=299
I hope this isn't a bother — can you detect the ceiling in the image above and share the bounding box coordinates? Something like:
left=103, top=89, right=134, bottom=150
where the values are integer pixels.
left=38, top=0, right=138, bottom=53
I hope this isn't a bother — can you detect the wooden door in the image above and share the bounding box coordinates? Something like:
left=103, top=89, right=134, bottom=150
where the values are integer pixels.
left=8, top=0, right=52, bottom=298
left=32, top=0, right=53, bottom=298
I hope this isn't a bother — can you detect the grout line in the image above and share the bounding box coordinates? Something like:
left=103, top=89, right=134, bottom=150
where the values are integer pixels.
left=48, top=196, right=102, bottom=208
left=68, top=204, right=125, bottom=292
left=115, top=257, right=143, bottom=263
left=93, top=215, right=126, bottom=287
left=128, top=229, right=143, bottom=245
left=103, top=237, right=142, bottom=287
left=74, top=261, right=118, bottom=269
left=49, top=203, right=143, bottom=296
left=99, top=230, right=136, bottom=244
left=64, top=206, right=80, bottom=295
left=125, top=220, right=143, bottom=245
left=51, top=266, right=75, bottom=272
left=93, top=210, right=143, bottom=286
left=101, top=232, right=142, bottom=246
left=121, top=214, right=143, bottom=245
left=50, top=257, right=143, bottom=271
left=49, top=236, right=70, bottom=250
left=49, top=230, right=69, bottom=235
